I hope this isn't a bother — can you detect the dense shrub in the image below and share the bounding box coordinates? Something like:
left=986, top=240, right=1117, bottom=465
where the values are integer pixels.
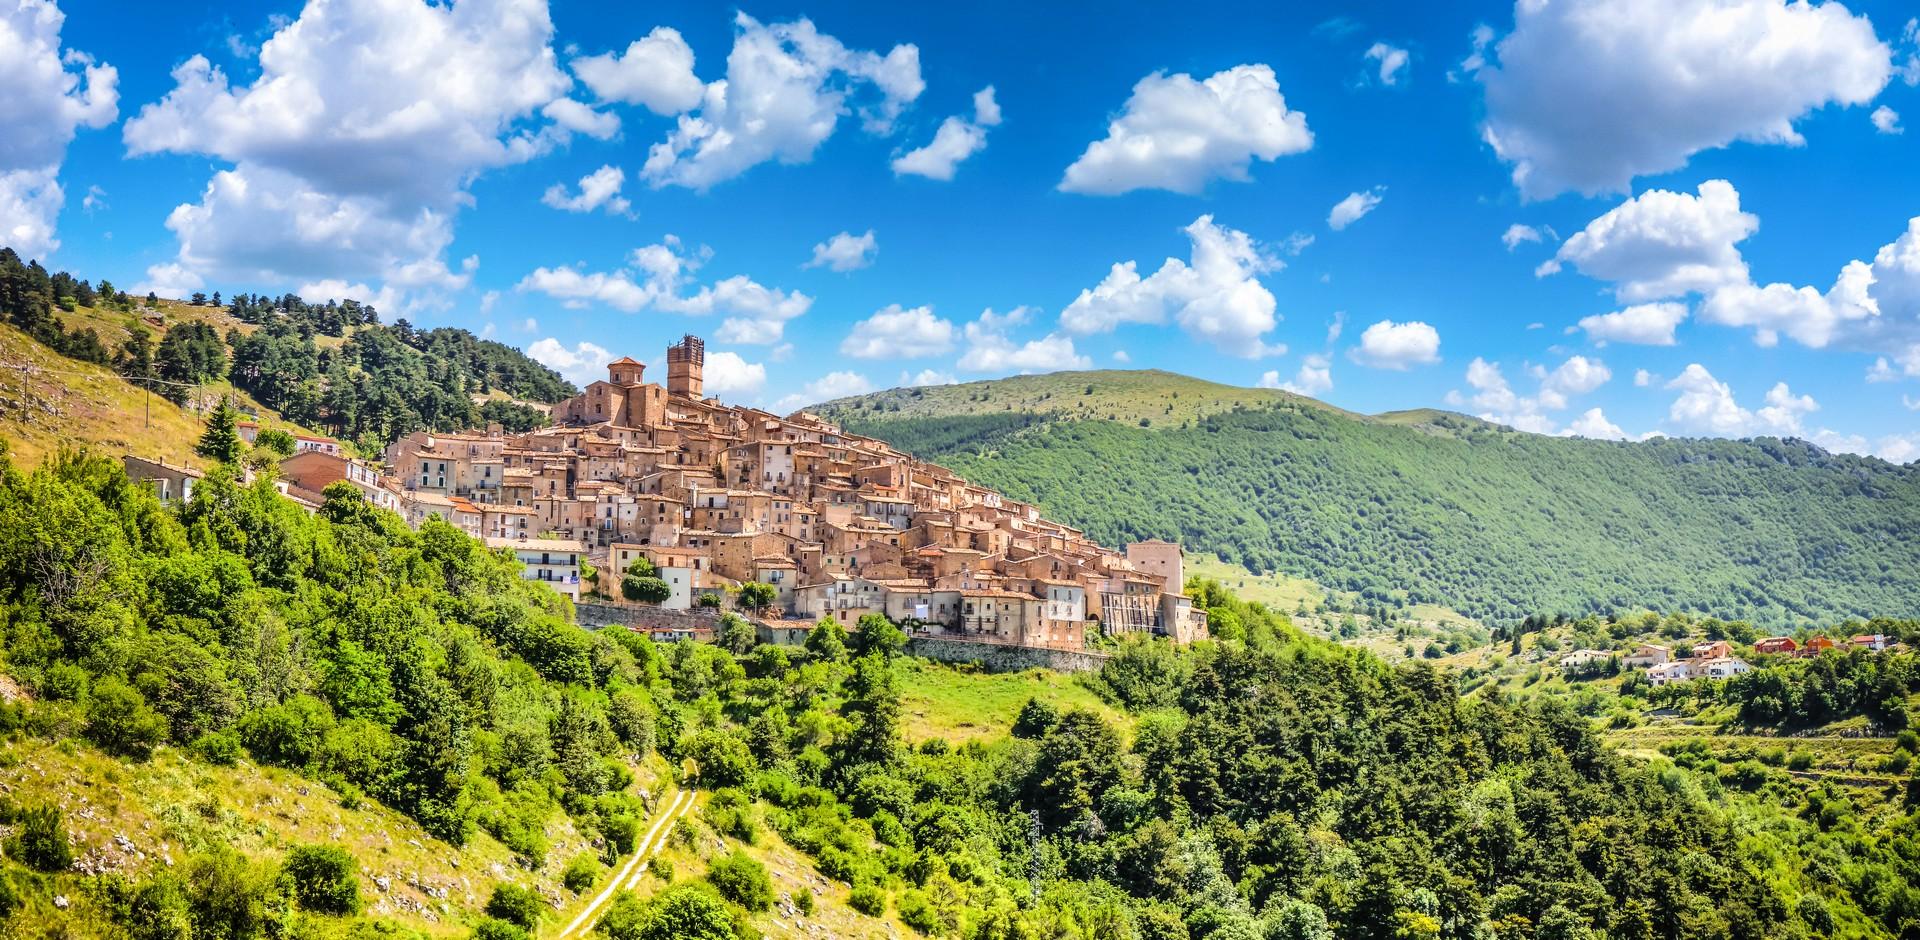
left=283, top=844, right=361, bottom=915
left=848, top=884, right=886, bottom=916
left=599, top=885, right=737, bottom=940
left=5, top=804, right=72, bottom=871
left=485, top=884, right=544, bottom=930
left=84, top=675, right=169, bottom=759
left=705, top=850, right=772, bottom=912
left=563, top=853, right=601, bottom=893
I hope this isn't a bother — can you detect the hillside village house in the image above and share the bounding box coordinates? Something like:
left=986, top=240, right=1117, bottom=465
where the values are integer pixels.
left=1752, top=636, right=1799, bottom=655
left=486, top=536, right=584, bottom=602
left=1647, top=661, right=1695, bottom=686
left=122, top=455, right=202, bottom=505
left=1697, top=657, right=1754, bottom=680
left=280, top=451, right=401, bottom=514
left=1622, top=643, right=1672, bottom=668
left=1851, top=634, right=1891, bottom=651
left=1558, top=649, right=1612, bottom=670
left=1798, top=636, right=1838, bottom=657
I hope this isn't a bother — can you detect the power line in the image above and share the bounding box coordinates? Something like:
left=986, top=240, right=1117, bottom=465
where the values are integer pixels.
left=0, top=359, right=204, bottom=389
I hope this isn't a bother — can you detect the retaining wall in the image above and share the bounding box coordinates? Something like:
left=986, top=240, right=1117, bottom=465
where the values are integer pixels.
left=905, top=636, right=1111, bottom=673
left=576, top=602, right=724, bottom=633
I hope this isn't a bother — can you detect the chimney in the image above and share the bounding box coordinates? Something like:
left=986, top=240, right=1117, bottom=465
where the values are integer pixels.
left=666, top=334, right=704, bottom=398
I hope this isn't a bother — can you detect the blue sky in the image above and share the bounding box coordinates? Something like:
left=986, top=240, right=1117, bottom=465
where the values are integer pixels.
left=7, top=0, right=1920, bottom=459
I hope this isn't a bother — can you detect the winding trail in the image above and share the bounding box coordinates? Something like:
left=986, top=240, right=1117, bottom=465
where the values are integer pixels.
left=552, top=787, right=698, bottom=938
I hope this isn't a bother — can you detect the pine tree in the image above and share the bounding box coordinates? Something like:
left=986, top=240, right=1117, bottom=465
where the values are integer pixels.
left=197, top=395, right=244, bottom=464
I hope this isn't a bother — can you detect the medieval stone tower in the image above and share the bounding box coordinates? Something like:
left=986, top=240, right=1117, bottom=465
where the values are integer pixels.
left=666, top=334, right=704, bottom=398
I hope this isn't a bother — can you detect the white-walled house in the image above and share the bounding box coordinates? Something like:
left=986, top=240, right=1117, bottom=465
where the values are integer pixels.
left=486, top=536, right=584, bottom=602
left=1647, top=661, right=1694, bottom=686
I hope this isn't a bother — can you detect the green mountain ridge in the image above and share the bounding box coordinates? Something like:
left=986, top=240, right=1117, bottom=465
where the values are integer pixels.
left=816, top=369, right=1920, bottom=629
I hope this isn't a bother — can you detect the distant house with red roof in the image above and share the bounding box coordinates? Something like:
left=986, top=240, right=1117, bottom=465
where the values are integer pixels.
left=1752, top=636, right=1798, bottom=655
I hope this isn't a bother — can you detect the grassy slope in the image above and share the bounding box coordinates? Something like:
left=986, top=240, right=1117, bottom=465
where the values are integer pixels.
left=896, top=659, right=1121, bottom=744
left=819, top=370, right=1920, bottom=628
left=0, top=737, right=667, bottom=937
left=831, top=369, right=1357, bottom=427
left=0, top=301, right=319, bottom=468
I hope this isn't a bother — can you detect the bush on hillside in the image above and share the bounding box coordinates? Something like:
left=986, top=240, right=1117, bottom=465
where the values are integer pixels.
left=562, top=853, right=600, bottom=893
left=705, top=850, right=772, bottom=912
left=84, top=675, right=168, bottom=759
left=484, top=884, right=543, bottom=930
left=283, top=844, right=361, bottom=915
left=4, top=803, right=72, bottom=872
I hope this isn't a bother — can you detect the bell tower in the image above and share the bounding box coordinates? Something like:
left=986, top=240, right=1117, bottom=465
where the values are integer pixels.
left=666, top=335, right=704, bottom=398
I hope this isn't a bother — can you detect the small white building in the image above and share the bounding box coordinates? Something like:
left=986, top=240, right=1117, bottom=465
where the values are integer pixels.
left=1647, top=661, right=1694, bottom=686
left=294, top=433, right=342, bottom=456
left=486, top=536, right=584, bottom=602
left=1559, top=648, right=1612, bottom=670
left=1697, top=656, right=1752, bottom=680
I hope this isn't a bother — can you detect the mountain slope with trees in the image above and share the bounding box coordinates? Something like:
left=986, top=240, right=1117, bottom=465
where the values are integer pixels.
left=0, top=246, right=573, bottom=454
left=817, top=370, right=1920, bottom=629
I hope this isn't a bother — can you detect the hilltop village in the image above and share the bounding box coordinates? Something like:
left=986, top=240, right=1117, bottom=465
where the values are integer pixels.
left=127, top=334, right=1207, bottom=652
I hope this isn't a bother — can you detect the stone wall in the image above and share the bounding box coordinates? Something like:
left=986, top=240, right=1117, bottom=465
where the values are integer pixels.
left=576, top=603, right=1110, bottom=673
left=576, top=602, right=724, bottom=633
left=905, top=636, right=1111, bottom=674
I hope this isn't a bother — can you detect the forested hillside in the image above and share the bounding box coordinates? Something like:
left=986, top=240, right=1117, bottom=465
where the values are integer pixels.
left=4, top=443, right=1915, bottom=939
left=819, top=371, right=1920, bottom=628
left=0, top=247, right=572, bottom=451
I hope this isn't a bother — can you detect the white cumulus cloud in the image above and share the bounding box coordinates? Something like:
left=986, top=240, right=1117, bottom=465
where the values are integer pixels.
left=1665, top=363, right=1754, bottom=435
left=1457, top=354, right=1609, bottom=432
left=517, top=235, right=811, bottom=343
left=1328, top=187, right=1385, bottom=231
left=959, top=306, right=1090, bottom=374
left=1501, top=223, right=1543, bottom=251
left=1279, top=353, right=1334, bottom=396
left=572, top=26, right=705, bottom=116
left=1470, top=0, right=1891, bottom=199
left=123, top=0, right=585, bottom=306
left=702, top=350, right=767, bottom=397
left=1872, top=104, right=1903, bottom=134
left=1578, top=301, right=1689, bottom=346
left=776, top=370, right=874, bottom=412
left=1059, top=64, right=1312, bottom=195
left=840, top=304, right=956, bottom=359
left=542, top=165, right=631, bottom=216
left=0, top=0, right=118, bottom=258
left=893, top=86, right=1000, bottom=180
left=903, top=369, right=956, bottom=387
left=1349, top=320, right=1440, bottom=370
left=1563, top=408, right=1628, bottom=440
left=528, top=338, right=615, bottom=385
left=1661, top=364, right=1820, bottom=437
left=1546, top=180, right=1756, bottom=302
left=641, top=13, right=923, bottom=191
left=804, top=229, right=877, bottom=272
left=1061, top=215, right=1286, bottom=357
left=1365, top=42, right=1410, bottom=86
left=1698, top=260, right=1877, bottom=347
